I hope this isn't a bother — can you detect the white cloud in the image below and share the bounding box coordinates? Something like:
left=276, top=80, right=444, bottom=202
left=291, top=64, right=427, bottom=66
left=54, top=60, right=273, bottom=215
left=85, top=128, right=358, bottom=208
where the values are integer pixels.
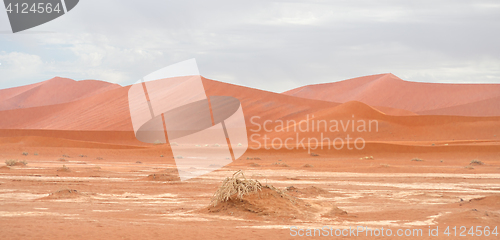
left=0, top=0, right=499, bottom=91
left=0, top=52, right=45, bottom=86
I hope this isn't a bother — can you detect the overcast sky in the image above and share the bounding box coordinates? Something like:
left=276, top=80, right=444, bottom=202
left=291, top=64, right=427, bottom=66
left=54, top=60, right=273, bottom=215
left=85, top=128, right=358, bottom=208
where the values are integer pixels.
left=0, top=0, right=499, bottom=92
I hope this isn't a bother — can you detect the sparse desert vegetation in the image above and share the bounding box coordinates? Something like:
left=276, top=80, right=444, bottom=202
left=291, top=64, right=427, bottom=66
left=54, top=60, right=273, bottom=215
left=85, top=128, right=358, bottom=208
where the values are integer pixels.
left=5, top=159, right=27, bottom=166
left=470, top=159, right=484, bottom=165
left=271, top=162, right=290, bottom=167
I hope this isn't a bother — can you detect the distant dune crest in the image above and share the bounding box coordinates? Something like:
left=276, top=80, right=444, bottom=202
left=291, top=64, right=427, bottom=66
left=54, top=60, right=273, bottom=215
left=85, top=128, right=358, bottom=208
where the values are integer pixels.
left=283, top=73, right=500, bottom=117
left=0, top=74, right=499, bottom=133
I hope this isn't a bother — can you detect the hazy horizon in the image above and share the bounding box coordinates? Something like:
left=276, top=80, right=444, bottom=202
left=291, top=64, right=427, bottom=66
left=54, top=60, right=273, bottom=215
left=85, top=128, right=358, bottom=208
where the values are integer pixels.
left=1, top=0, right=499, bottom=92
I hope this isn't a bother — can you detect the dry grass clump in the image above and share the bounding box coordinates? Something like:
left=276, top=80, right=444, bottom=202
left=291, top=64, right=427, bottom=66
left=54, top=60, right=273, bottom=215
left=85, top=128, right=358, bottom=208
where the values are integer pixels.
left=5, top=160, right=27, bottom=166
left=210, top=171, right=293, bottom=207
left=411, top=158, right=424, bottom=162
left=5, top=159, right=18, bottom=166
left=272, top=162, right=290, bottom=167
left=470, top=159, right=484, bottom=166
left=302, top=164, right=314, bottom=168
left=210, top=170, right=265, bottom=207
left=310, top=152, right=319, bottom=157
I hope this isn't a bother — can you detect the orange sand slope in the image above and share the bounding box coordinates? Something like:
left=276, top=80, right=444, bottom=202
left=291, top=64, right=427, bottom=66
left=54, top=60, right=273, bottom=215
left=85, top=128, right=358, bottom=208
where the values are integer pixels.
left=283, top=73, right=500, bottom=116
left=0, top=76, right=499, bottom=150
left=0, top=77, right=121, bottom=111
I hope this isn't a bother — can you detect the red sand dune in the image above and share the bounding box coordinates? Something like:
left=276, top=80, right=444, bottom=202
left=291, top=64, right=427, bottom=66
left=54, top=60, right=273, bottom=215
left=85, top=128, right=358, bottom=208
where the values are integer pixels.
left=419, top=96, right=500, bottom=117
left=0, top=76, right=499, bottom=151
left=283, top=73, right=500, bottom=116
left=0, top=77, right=121, bottom=111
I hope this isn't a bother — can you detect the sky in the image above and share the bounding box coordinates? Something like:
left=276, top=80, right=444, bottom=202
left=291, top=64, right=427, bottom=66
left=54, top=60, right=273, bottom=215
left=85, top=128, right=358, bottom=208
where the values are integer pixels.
left=0, top=0, right=499, bottom=92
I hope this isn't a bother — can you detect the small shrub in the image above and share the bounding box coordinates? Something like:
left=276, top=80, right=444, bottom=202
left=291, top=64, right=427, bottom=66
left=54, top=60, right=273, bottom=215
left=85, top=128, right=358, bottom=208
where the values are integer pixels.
left=411, top=158, right=424, bottom=162
left=465, top=165, right=474, bottom=170
left=302, top=164, right=314, bottom=168
left=310, top=152, right=319, bottom=157
left=79, top=154, right=87, bottom=158
left=22, top=152, right=28, bottom=156
left=5, top=160, right=17, bottom=166
left=95, top=157, right=103, bottom=160
left=470, top=159, right=484, bottom=166
left=136, top=161, right=142, bottom=164
left=210, top=170, right=262, bottom=207
left=58, top=158, right=67, bottom=162
left=34, top=152, right=39, bottom=156
left=272, top=162, right=290, bottom=167
left=160, top=155, right=164, bottom=157
left=5, top=160, right=27, bottom=166
left=62, top=155, right=70, bottom=158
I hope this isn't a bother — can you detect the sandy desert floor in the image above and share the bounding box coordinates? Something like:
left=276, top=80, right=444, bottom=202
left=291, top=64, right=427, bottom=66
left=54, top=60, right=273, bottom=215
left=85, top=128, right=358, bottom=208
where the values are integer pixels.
left=1, top=145, right=499, bottom=240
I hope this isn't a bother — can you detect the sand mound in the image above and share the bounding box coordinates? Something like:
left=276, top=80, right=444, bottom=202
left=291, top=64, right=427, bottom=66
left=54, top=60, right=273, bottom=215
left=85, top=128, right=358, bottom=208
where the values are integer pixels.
left=206, top=171, right=313, bottom=220
left=437, top=209, right=500, bottom=225
left=460, top=195, right=500, bottom=209
left=0, top=166, right=11, bottom=171
left=145, top=173, right=179, bottom=181
left=143, top=168, right=180, bottom=181
left=321, top=206, right=348, bottom=218
left=207, top=187, right=307, bottom=220
left=57, top=165, right=70, bottom=172
left=41, top=189, right=81, bottom=200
